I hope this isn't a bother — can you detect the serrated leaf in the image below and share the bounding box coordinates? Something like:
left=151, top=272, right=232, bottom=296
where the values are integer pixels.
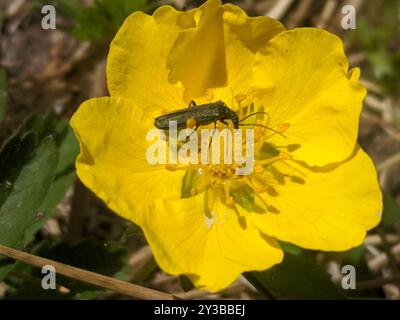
left=23, top=118, right=79, bottom=243
left=0, top=136, right=58, bottom=280
left=0, top=113, right=79, bottom=244
left=244, top=253, right=346, bottom=300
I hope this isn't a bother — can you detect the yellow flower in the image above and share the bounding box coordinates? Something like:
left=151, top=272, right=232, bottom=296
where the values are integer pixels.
left=71, top=0, right=382, bottom=292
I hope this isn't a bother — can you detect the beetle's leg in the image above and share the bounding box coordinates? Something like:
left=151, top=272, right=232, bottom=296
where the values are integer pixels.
left=219, top=120, right=232, bottom=157
left=185, top=125, right=199, bottom=142
left=209, top=122, right=217, bottom=149
left=188, top=100, right=197, bottom=108
left=220, top=119, right=229, bottom=127
left=185, top=123, right=199, bottom=142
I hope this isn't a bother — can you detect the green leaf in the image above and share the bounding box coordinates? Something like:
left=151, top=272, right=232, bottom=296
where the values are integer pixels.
left=23, top=117, right=79, bottom=242
left=0, top=135, right=58, bottom=280
left=0, top=113, right=78, bottom=279
left=349, top=1, right=400, bottom=95
left=345, top=245, right=365, bottom=265
left=244, top=253, right=346, bottom=300
left=0, top=69, right=6, bottom=122
left=5, top=240, right=130, bottom=299
left=279, top=241, right=303, bottom=255
left=179, top=275, right=194, bottom=292
left=382, top=192, right=400, bottom=225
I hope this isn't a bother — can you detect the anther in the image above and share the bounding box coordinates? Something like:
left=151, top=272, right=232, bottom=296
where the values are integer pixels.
left=277, top=123, right=290, bottom=133
left=254, top=165, right=264, bottom=174
left=279, top=152, right=293, bottom=160
left=165, top=164, right=178, bottom=171
left=226, top=196, right=234, bottom=206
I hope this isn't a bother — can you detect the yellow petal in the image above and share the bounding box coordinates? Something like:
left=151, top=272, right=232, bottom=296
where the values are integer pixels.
left=108, top=0, right=284, bottom=107
left=253, top=146, right=382, bottom=251
left=167, top=0, right=227, bottom=101
left=255, top=28, right=366, bottom=166
left=221, top=3, right=285, bottom=98
left=107, top=6, right=189, bottom=110
left=70, top=97, right=185, bottom=225
left=167, top=0, right=284, bottom=101
left=142, top=194, right=283, bottom=292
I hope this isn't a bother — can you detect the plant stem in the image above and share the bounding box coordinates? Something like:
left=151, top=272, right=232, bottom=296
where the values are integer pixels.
left=0, top=244, right=180, bottom=300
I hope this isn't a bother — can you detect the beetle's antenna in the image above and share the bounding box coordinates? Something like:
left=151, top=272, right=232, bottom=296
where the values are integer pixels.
left=240, top=111, right=270, bottom=122
left=239, top=123, right=286, bottom=139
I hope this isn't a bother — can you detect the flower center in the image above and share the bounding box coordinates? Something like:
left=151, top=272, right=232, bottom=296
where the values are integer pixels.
left=170, top=124, right=291, bottom=209
left=162, top=90, right=297, bottom=212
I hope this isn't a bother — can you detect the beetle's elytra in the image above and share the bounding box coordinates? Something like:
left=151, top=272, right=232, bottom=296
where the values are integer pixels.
left=154, top=100, right=239, bottom=130
left=154, top=100, right=285, bottom=138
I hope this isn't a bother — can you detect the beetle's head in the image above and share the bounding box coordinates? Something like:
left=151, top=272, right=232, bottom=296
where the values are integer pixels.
left=220, top=101, right=239, bottom=128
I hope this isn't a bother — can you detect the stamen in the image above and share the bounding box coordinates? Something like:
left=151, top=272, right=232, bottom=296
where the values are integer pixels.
left=255, top=155, right=281, bottom=166
left=190, top=175, right=211, bottom=195
left=224, top=180, right=234, bottom=206
left=279, top=152, right=293, bottom=160
left=235, top=95, right=245, bottom=114
left=162, top=91, right=295, bottom=218
left=204, top=189, right=216, bottom=219
left=165, top=164, right=179, bottom=171
left=245, top=173, right=275, bottom=194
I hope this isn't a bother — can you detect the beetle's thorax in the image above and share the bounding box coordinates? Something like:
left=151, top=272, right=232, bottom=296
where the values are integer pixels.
left=218, top=102, right=239, bottom=128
